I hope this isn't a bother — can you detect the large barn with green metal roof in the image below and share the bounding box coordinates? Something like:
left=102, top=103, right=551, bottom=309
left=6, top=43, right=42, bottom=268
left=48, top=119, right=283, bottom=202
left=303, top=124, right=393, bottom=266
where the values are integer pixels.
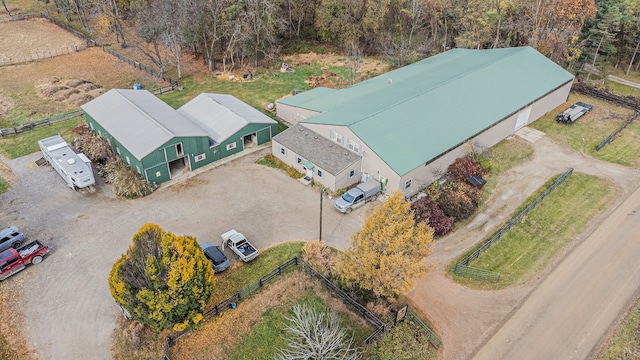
left=272, top=46, right=574, bottom=195
left=82, top=89, right=277, bottom=184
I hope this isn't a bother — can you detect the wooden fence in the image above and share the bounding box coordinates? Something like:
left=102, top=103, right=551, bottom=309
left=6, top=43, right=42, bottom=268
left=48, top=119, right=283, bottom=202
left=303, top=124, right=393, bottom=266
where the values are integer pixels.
left=0, top=110, right=84, bottom=137
left=596, top=112, right=639, bottom=151
left=102, top=47, right=178, bottom=87
left=1, top=13, right=178, bottom=91
left=0, top=44, right=88, bottom=66
left=162, top=256, right=441, bottom=359
left=455, top=168, right=574, bottom=278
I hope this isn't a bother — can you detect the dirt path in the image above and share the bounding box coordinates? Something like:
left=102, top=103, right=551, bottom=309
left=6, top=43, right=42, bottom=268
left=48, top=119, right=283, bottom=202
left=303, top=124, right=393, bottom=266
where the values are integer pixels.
left=408, top=133, right=640, bottom=360
left=473, top=185, right=640, bottom=360
left=0, top=148, right=364, bottom=360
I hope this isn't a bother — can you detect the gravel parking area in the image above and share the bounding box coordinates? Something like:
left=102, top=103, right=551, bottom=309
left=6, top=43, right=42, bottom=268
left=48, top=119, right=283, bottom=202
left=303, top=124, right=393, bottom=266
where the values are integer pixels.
left=0, top=148, right=365, bottom=359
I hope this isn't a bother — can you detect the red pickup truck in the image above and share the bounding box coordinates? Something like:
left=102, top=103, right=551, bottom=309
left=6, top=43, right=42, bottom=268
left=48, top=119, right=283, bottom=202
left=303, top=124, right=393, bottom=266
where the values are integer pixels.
left=0, top=240, right=49, bottom=280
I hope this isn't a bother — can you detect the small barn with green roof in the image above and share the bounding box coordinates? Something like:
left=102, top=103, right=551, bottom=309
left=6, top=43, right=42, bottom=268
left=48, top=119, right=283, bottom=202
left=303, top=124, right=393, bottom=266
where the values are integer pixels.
left=272, top=47, right=574, bottom=195
left=82, top=89, right=277, bottom=184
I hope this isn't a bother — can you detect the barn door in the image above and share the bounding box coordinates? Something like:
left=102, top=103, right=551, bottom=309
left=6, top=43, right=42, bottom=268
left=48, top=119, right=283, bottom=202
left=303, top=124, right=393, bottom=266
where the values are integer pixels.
left=515, top=106, right=532, bottom=130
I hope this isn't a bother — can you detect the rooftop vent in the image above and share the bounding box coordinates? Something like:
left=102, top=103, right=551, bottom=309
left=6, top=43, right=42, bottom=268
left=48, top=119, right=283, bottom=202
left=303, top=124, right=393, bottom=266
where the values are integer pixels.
left=67, top=158, right=76, bottom=164
left=388, top=79, right=393, bottom=84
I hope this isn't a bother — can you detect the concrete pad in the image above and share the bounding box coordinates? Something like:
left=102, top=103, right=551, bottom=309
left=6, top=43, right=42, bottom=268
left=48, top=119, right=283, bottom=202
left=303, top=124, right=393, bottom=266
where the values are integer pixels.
left=515, top=126, right=546, bottom=143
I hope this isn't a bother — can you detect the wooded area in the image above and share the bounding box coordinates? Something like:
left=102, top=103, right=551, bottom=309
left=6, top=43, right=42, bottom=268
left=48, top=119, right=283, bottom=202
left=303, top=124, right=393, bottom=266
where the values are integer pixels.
left=35, top=0, right=640, bottom=78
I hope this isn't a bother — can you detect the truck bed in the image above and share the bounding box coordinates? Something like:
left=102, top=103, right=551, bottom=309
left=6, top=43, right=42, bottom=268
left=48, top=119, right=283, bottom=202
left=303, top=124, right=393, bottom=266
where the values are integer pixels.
left=17, top=240, right=46, bottom=258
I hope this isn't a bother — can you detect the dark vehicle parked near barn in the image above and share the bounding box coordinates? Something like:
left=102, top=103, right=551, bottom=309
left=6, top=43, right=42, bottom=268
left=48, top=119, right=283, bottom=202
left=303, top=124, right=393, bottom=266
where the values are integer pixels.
left=202, top=242, right=230, bottom=273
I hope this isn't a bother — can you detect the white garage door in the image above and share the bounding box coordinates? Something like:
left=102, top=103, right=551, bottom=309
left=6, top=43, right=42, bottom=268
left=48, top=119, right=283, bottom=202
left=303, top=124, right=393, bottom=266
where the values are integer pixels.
left=515, top=106, right=532, bottom=130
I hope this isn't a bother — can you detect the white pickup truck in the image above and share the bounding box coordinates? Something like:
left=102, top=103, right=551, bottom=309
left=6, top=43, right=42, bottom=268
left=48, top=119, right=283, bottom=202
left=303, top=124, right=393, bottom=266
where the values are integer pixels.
left=221, top=229, right=259, bottom=262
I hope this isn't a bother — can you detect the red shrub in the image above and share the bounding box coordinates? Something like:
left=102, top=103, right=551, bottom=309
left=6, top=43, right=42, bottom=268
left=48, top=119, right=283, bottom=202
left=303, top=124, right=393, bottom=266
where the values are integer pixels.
left=411, top=195, right=455, bottom=236
left=448, top=157, right=484, bottom=182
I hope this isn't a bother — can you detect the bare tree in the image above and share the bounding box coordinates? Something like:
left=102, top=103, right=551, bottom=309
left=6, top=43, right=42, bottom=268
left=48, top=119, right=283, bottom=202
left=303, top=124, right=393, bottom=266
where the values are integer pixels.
left=277, top=304, right=361, bottom=360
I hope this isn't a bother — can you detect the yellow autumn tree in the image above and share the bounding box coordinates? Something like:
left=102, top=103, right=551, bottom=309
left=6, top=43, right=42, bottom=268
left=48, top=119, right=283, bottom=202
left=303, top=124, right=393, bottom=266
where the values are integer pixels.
left=108, top=223, right=215, bottom=332
left=336, top=191, right=434, bottom=301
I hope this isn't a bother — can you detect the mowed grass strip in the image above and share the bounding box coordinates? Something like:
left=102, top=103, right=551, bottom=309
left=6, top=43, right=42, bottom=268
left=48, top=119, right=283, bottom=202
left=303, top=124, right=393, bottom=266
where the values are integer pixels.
left=227, top=293, right=373, bottom=360
left=207, top=242, right=304, bottom=306
left=598, top=298, right=640, bottom=360
left=455, top=173, right=615, bottom=289
left=0, top=117, right=83, bottom=159
left=530, top=93, right=640, bottom=167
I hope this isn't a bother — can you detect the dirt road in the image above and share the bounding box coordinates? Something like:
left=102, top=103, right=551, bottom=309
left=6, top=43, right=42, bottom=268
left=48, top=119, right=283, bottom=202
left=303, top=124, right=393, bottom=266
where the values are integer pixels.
left=0, top=148, right=364, bottom=360
left=409, top=134, right=640, bottom=360
left=473, top=185, right=640, bottom=360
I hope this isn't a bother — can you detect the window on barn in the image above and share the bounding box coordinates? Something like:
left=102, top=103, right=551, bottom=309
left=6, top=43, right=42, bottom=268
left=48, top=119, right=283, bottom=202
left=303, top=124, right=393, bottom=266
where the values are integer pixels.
left=317, top=169, right=323, bottom=178
left=348, top=140, right=360, bottom=154
left=349, top=169, right=356, bottom=178
left=226, top=142, right=237, bottom=151
left=280, top=147, right=287, bottom=156
left=404, top=179, right=412, bottom=190
left=330, top=131, right=343, bottom=145
left=176, top=143, right=184, bottom=157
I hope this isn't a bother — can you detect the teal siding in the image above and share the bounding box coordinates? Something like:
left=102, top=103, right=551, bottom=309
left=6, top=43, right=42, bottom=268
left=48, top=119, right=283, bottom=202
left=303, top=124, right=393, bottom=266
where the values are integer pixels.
left=85, top=113, right=277, bottom=185
left=145, top=162, right=170, bottom=183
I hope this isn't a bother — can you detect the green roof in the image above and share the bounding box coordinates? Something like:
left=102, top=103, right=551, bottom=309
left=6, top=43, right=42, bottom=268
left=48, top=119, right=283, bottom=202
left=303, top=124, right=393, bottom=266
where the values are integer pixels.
left=298, top=47, right=574, bottom=176
left=278, top=86, right=337, bottom=111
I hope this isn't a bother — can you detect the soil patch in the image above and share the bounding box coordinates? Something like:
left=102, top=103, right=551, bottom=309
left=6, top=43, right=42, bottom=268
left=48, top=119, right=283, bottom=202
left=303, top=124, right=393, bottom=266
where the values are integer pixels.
left=283, top=52, right=389, bottom=79
left=0, top=19, right=86, bottom=63
left=0, top=47, right=161, bottom=123
left=0, top=92, right=16, bottom=118
left=35, top=77, right=105, bottom=107
left=0, top=280, right=37, bottom=360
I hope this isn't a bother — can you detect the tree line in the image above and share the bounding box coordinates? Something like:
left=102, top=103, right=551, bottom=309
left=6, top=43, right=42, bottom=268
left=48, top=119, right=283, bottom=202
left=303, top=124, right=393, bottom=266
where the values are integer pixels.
left=39, top=0, right=640, bottom=78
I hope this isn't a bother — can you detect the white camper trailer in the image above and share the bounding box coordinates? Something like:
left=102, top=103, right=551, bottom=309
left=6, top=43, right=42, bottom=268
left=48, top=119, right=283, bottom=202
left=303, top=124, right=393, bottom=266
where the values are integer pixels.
left=38, top=135, right=95, bottom=190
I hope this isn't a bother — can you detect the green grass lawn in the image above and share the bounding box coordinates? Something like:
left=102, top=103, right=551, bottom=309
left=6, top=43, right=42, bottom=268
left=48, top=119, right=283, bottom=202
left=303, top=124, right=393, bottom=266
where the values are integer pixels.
left=529, top=93, right=640, bottom=167
left=0, top=117, right=82, bottom=159
left=453, top=172, right=615, bottom=289
left=0, top=177, right=8, bottom=195
left=226, top=292, right=373, bottom=360
left=208, top=242, right=304, bottom=306
left=598, top=298, right=640, bottom=359
left=158, top=63, right=334, bottom=132
left=606, top=80, right=640, bottom=97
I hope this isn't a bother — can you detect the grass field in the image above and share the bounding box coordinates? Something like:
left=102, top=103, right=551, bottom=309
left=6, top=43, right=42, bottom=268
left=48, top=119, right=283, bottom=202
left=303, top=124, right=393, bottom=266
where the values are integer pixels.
left=207, top=242, right=304, bottom=306
left=226, top=293, right=373, bottom=360
left=158, top=62, right=333, bottom=134
left=598, top=298, right=640, bottom=359
left=0, top=117, right=83, bottom=159
left=529, top=93, right=640, bottom=167
left=453, top=172, right=615, bottom=289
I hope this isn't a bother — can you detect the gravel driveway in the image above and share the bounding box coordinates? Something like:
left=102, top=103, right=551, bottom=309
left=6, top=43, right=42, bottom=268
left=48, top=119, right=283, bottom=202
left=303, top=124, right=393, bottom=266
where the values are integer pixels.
left=0, top=148, right=365, bottom=360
